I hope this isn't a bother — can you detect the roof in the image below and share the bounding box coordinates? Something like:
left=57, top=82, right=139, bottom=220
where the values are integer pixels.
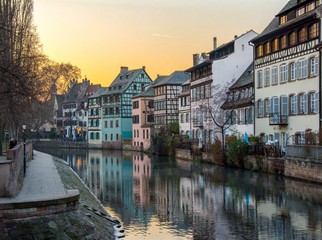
left=89, top=87, right=106, bottom=99
left=106, top=67, right=151, bottom=95
left=132, top=84, right=154, bottom=98
left=152, top=71, right=190, bottom=88
left=251, top=0, right=317, bottom=43
left=228, top=63, right=254, bottom=90
left=185, top=60, right=212, bottom=72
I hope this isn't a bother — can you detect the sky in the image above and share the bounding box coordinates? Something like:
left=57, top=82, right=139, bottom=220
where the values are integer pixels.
left=33, top=0, right=289, bottom=87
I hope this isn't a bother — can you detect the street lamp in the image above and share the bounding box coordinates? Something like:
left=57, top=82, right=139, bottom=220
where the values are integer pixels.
left=22, top=121, right=27, bottom=176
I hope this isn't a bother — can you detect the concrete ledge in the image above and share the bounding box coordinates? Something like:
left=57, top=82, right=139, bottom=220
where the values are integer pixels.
left=0, top=190, right=80, bottom=219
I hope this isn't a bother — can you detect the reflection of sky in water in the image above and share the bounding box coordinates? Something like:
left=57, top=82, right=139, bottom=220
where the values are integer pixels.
left=36, top=147, right=322, bottom=240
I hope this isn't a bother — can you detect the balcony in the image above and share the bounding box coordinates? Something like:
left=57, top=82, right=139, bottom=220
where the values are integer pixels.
left=269, top=113, right=288, bottom=125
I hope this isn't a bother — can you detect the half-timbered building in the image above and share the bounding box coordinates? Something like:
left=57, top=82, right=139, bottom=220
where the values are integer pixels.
left=251, top=0, right=321, bottom=147
left=101, top=66, right=152, bottom=149
left=152, top=71, right=190, bottom=133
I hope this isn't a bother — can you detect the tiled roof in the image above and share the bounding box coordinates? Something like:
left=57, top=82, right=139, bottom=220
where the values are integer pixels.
left=106, top=68, right=149, bottom=95
left=89, top=87, right=106, bottom=99
left=152, top=71, right=190, bottom=87
left=228, top=63, right=253, bottom=90
left=251, top=0, right=317, bottom=42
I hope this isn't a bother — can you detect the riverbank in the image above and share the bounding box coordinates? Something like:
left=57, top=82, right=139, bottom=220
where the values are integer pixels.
left=0, top=153, right=123, bottom=239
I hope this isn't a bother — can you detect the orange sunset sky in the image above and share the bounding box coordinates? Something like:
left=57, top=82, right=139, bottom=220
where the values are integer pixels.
left=33, top=0, right=289, bottom=87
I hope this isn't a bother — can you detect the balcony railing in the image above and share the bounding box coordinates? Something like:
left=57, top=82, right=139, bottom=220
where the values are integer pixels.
left=269, top=113, right=288, bottom=125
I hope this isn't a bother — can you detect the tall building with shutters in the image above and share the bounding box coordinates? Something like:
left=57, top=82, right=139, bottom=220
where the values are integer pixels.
left=250, top=0, right=321, bottom=147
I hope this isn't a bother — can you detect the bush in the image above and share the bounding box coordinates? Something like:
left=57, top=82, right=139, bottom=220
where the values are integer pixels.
left=227, top=138, right=248, bottom=167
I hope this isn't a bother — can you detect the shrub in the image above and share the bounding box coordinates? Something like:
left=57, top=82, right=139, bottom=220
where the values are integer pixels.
left=227, top=138, right=248, bottom=167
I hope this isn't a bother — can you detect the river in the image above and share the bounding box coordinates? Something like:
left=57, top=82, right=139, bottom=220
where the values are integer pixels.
left=35, top=147, right=322, bottom=240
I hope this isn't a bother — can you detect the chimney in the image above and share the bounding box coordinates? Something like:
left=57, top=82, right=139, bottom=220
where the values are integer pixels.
left=201, top=52, right=208, bottom=60
left=193, top=53, right=200, bottom=66
left=213, top=37, right=217, bottom=50
left=142, top=66, right=146, bottom=70
left=234, top=35, right=238, bottom=39
left=120, top=66, right=128, bottom=74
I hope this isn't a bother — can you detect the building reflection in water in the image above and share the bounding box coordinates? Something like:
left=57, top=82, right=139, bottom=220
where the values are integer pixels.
left=35, top=147, right=322, bottom=240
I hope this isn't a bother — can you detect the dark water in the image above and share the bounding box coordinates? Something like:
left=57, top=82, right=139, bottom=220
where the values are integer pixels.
left=35, top=147, right=322, bottom=240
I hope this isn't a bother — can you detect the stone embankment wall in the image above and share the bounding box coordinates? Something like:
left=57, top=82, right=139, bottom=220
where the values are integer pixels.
left=0, top=141, right=33, bottom=197
left=176, top=148, right=322, bottom=184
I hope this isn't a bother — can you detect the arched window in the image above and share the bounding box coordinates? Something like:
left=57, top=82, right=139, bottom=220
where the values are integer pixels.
left=96, top=132, right=100, bottom=140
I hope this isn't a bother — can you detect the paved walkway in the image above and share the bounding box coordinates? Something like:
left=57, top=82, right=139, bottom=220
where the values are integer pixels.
left=0, top=151, right=67, bottom=203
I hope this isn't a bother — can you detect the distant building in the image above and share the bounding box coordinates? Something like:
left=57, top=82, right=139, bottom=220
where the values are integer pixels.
left=132, top=84, right=155, bottom=151
left=250, top=0, right=321, bottom=147
left=221, top=63, right=255, bottom=138
left=178, top=79, right=191, bottom=137
left=152, top=71, right=190, bottom=133
left=88, top=88, right=105, bottom=147
left=186, top=30, right=257, bottom=146
left=101, top=66, right=152, bottom=149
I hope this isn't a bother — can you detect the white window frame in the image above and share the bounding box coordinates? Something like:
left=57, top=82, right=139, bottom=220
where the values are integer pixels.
left=280, top=64, right=288, bottom=83
left=272, top=66, right=278, bottom=85
left=298, top=59, right=308, bottom=79
left=290, top=62, right=297, bottom=81
left=264, top=68, right=270, bottom=87
left=310, top=56, right=319, bottom=76
left=290, top=95, right=298, bottom=115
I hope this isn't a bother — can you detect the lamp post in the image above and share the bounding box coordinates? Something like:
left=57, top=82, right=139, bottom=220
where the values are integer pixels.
left=22, top=122, right=27, bottom=176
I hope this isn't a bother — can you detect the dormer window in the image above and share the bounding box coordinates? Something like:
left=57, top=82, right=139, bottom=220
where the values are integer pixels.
left=306, top=2, right=315, bottom=11
left=296, top=6, right=305, bottom=17
left=264, top=42, right=271, bottom=54
left=272, top=38, right=279, bottom=52
left=280, top=15, right=287, bottom=24
left=309, top=22, right=319, bottom=39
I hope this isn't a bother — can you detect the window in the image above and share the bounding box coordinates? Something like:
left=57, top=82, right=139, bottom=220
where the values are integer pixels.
left=181, top=114, right=184, bottom=123
left=137, top=129, right=139, bottom=138
left=96, top=132, right=100, bottom=140
left=143, top=130, right=145, bottom=139
left=310, top=56, right=319, bottom=76
left=272, top=96, right=279, bottom=114
left=116, top=134, right=119, bottom=141
left=289, top=31, right=297, bottom=46
left=280, top=64, right=288, bottom=83
left=264, top=42, right=271, bottom=55
left=299, top=27, right=307, bottom=42
left=134, top=130, right=136, bottom=138
left=296, top=7, right=305, bottom=17
left=264, top=98, right=271, bottom=117
left=147, top=129, right=149, bottom=139
left=280, top=35, right=287, bottom=49
left=281, top=95, right=288, bottom=116
left=111, top=134, right=113, bottom=141
left=298, top=59, right=308, bottom=79
left=257, top=100, right=264, bottom=117
left=309, top=92, right=319, bottom=113
left=90, top=132, right=94, bottom=140
left=272, top=38, right=279, bottom=52
left=290, top=95, right=298, bottom=115
left=110, top=121, right=113, bottom=128
left=309, top=23, right=319, bottom=39
left=307, top=2, right=315, bottom=12
left=186, top=113, right=189, bottom=122
left=104, top=121, right=108, bottom=128
left=256, top=45, right=263, bottom=57
left=299, top=93, right=308, bottom=114
left=280, top=15, right=287, bottom=24
left=96, top=119, right=99, bottom=127
left=116, top=120, right=119, bottom=128
left=257, top=70, right=263, bottom=88
left=264, top=68, right=270, bottom=87
left=272, top=66, right=278, bottom=85
left=290, top=62, right=297, bottom=81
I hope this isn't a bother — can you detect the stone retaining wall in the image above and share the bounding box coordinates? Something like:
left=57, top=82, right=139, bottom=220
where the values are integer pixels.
left=0, top=142, right=33, bottom=198
left=176, top=149, right=193, bottom=161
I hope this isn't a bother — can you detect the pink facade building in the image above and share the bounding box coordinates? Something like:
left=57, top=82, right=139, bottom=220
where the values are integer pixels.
left=132, top=85, right=154, bottom=151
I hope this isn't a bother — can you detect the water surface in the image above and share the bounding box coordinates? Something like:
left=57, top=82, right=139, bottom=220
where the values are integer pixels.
left=36, top=147, right=322, bottom=240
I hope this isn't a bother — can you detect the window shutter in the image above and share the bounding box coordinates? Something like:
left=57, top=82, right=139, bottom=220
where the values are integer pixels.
left=295, top=62, right=299, bottom=79
left=304, top=93, right=308, bottom=114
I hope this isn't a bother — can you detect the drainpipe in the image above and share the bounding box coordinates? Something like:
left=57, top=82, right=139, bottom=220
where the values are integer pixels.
left=248, top=41, right=256, bottom=137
